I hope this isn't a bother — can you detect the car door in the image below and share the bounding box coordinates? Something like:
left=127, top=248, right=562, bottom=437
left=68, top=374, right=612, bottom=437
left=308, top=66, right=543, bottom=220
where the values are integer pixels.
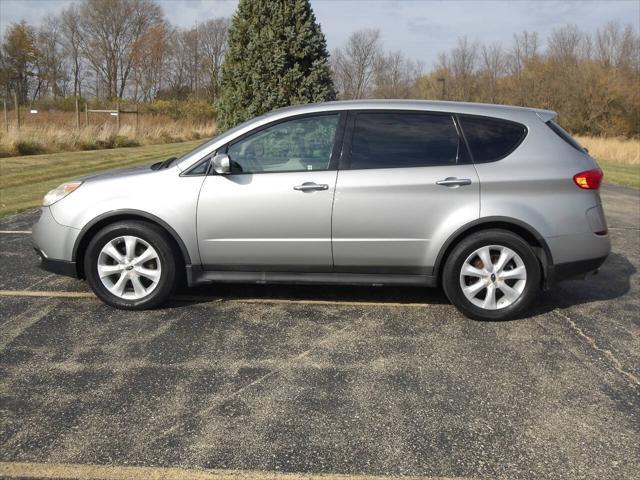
left=197, top=112, right=344, bottom=270
left=332, top=111, right=480, bottom=274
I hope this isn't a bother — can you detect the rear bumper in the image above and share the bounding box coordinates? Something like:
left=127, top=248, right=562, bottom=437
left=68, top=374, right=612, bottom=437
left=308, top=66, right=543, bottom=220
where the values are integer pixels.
left=547, top=255, right=608, bottom=286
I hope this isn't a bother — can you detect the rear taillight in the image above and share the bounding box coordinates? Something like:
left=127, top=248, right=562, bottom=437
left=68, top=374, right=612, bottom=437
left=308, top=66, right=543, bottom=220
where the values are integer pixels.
left=573, top=168, right=603, bottom=190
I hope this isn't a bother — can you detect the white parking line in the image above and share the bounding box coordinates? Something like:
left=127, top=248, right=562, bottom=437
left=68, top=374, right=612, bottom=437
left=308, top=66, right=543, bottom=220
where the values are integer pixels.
left=0, top=461, right=466, bottom=480
left=0, top=290, right=95, bottom=298
left=0, top=230, right=31, bottom=234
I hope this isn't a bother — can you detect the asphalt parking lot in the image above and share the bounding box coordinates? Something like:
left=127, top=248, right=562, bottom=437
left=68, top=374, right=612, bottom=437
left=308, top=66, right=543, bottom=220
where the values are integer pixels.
left=0, top=183, right=638, bottom=480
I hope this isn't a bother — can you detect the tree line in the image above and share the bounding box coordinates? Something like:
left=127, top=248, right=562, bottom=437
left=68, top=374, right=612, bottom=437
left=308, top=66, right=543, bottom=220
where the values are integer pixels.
left=1, top=0, right=638, bottom=136
left=332, top=24, right=639, bottom=137
left=0, top=0, right=230, bottom=104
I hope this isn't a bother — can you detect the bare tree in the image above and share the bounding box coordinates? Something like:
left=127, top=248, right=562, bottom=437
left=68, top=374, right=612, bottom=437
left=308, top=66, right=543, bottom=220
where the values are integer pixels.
left=480, top=43, right=504, bottom=103
left=450, top=36, right=478, bottom=100
left=507, top=30, right=539, bottom=105
left=60, top=5, right=83, bottom=97
left=77, top=0, right=164, bottom=99
left=34, top=15, right=65, bottom=100
left=162, top=28, right=193, bottom=99
left=331, top=29, right=381, bottom=99
left=131, top=22, right=170, bottom=101
left=374, top=50, right=422, bottom=98
left=548, top=24, right=585, bottom=62
left=508, top=30, right=538, bottom=74
left=595, top=21, right=640, bottom=71
left=200, top=18, right=229, bottom=101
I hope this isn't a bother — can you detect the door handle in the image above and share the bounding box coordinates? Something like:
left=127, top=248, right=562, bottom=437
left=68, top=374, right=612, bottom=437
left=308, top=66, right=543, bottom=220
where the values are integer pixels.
left=293, top=182, right=329, bottom=192
left=436, top=177, right=472, bottom=187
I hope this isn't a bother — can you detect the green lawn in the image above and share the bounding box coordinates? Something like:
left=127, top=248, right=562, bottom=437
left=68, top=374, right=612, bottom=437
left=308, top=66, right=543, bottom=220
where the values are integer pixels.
left=0, top=140, right=203, bottom=218
left=597, top=160, right=640, bottom=189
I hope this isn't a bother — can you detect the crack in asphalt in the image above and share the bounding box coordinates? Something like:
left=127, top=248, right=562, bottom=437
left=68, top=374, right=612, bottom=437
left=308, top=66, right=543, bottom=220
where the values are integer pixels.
left=24, top=273, right=55, bottom=291
left=0, top=301, right=58, bottom=350
left=554, top=309, right=639, bottom=387
left=195, top=310, right=374, bottom=420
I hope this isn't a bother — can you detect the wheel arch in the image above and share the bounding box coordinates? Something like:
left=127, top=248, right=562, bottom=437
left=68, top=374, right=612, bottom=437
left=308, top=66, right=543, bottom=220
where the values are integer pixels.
left=72, top=209, right=192, bottom=279
left=434, top=217, right=553, bottom=285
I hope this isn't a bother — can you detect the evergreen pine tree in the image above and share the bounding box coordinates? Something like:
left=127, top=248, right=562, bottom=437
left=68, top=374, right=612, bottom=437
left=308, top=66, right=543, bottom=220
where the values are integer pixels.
left=217, top=0, right=335, bottom=130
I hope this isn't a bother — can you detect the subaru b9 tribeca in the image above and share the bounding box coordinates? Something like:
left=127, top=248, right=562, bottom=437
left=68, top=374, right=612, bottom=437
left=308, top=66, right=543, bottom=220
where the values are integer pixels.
left=32, top=100, right=610, bottom=320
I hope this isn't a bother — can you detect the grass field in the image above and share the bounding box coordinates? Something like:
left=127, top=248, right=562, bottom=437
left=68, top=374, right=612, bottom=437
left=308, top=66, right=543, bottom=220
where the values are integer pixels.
left=0, top=140, right=203, bottom=217
left=576, top=136, right=640, bottom=188
left=0, top=110, right=215, bottom=158
left=597, top=160, right=640, bottom=189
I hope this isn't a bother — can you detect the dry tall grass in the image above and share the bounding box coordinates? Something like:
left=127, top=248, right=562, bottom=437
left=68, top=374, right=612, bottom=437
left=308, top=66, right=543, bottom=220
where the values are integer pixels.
left=0, top=110, right=215, bottom=157
left=575, top=135, right=640, bottom=165
left=1, top=110, right=638, bottom=167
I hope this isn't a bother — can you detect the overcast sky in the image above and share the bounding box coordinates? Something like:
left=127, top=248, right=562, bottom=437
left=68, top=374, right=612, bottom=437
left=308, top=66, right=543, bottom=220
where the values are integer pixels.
left=1, top=0, right=638, bottom=67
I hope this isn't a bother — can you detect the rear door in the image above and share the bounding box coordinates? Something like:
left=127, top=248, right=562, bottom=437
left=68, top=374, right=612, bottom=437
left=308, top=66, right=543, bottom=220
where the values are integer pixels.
left=332, top=111, right=480, bottom=274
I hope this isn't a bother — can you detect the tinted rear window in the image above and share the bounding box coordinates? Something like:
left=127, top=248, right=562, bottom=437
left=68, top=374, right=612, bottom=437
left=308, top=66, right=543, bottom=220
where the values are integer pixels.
left=459, top=116, right=527, bottom=163
left=546, top=120, right=585, bottom=152
left=349, top=113, right=460, bottom=169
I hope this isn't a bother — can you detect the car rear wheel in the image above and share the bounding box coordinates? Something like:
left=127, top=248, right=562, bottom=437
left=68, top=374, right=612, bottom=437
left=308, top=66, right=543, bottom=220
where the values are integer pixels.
left=84, top=221, right=177, bottom=309
left=443, top=229, right=541, bottom=321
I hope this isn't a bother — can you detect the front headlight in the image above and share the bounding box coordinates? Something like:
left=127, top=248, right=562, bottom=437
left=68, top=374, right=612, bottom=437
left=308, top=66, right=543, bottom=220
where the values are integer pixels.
left=43, top=181, right=83, bottom=206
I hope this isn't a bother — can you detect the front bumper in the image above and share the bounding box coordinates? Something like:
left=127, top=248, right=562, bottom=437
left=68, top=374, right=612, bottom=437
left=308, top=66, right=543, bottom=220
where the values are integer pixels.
left=34, top=248, right=78, bottom=277
left=32, top=206, right=81, bottom=278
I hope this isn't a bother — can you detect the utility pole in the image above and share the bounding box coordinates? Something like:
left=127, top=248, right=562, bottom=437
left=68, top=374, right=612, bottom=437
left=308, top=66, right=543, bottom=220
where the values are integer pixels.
left=75, top=98, right=80, bottom=130
left=194, top=21, right=199, bottom=98
left=3, top=99, right=7, bottom=133
left=116, top=101, right=120, bottom=132
left=437, top=77, right=446, bottom=100
left=13, top=91, right=20, bottom=130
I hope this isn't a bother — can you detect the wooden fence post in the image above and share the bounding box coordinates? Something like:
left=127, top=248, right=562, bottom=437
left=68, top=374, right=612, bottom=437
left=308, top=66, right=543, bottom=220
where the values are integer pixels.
left=3, top=99, right=7, bottom=133
left=116, top=101, right=120, bottom=132
left=75, top=98, right=80, bottom=130
left=13, top=91, right=20, bottom=130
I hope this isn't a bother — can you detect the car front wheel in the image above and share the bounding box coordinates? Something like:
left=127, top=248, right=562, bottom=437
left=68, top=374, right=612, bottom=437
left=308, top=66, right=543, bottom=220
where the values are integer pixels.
left=443, top=229, right=541, bottom=321
left=84, top=221, right=178, bottom=309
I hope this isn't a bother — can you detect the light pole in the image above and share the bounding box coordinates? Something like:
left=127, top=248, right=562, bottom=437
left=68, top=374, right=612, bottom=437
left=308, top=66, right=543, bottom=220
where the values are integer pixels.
left=437, top=77, right=446, bottom=100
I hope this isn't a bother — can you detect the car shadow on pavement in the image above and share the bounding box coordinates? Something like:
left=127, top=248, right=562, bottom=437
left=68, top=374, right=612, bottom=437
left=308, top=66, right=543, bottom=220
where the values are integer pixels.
left=167, top=282, right=450, bottom=308
left=529, top=252, right=636, bottom=317
left=164, top=252, right=635, bottom=320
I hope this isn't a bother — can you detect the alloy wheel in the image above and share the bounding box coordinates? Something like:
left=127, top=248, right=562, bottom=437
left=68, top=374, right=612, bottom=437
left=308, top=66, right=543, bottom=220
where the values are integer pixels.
left=459, top=245, right=527, bottom=310
left=97, top=235, right=162, bottom=300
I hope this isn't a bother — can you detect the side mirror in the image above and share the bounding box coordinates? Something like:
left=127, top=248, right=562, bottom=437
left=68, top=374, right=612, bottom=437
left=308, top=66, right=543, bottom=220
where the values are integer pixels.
left=212, top=153, right=231, bottom=174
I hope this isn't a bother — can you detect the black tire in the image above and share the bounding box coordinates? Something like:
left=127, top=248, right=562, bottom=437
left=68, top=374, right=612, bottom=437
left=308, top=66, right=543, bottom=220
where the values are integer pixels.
left=442, top=229, right=541, bottom=321
left=84, top=221, right=178, bottom=310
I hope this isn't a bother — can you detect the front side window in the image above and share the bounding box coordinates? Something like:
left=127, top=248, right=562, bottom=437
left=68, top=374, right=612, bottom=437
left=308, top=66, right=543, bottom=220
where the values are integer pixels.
left=458, top=116, right=527, bottom=163
left=348, top=112, right=460, bottom=169
left=227, top=114, right=340, bottom=173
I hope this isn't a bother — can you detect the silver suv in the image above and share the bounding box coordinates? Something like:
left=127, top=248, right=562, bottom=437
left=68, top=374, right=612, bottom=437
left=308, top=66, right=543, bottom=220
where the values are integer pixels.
left=33, top=100, right=610, bottom=320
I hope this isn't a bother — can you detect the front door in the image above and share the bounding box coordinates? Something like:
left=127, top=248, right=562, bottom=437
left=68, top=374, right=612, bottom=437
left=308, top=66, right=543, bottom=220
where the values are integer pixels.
left=197, top=113, right=344, bottom=270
